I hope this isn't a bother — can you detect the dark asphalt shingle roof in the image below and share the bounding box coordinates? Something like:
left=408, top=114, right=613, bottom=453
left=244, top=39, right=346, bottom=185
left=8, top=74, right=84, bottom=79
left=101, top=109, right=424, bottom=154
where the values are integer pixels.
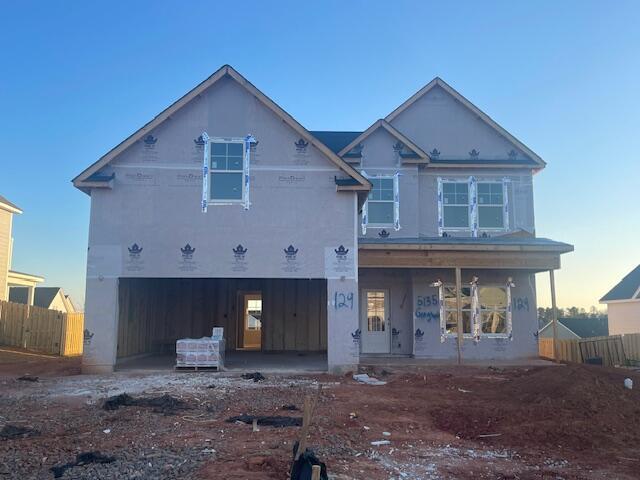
left=558, top=317, right=609, bottom=338
left=310, top=131, right=362, bottom=154
left=359, top=236, right=573, bottom=250
left=0, top=194, right=20, bottom=211
left=600, top=265, right=640, bottom=302
left=9, top=287, right=61, bottom=309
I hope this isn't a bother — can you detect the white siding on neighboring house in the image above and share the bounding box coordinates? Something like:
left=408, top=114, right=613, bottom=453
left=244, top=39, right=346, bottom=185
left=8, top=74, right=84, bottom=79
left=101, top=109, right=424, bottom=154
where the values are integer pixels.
left=608, top=301, right=640, bottom=335
left=0, top=209, right=12, bottom=301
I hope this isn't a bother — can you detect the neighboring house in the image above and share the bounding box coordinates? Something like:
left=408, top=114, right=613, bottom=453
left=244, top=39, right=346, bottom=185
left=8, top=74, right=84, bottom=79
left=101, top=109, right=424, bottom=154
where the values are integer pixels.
left=73, top=65, right=573, bottom=374
left=9, top=287, right=76, bottom=313
left=539, top=317, right=609, bottom=340
left=0, top=195, right=44, bottom=304
left=600, top=265, right=640, bottom=334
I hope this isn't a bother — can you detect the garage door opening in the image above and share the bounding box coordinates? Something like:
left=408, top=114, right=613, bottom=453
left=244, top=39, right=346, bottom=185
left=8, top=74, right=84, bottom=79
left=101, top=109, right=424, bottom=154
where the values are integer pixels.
left=115, top=278, right=327, bottom=370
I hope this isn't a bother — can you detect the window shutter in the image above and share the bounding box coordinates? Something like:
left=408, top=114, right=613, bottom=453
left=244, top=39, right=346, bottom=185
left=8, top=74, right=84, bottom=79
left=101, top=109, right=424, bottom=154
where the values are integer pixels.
left=201, top=132, right=210, bottom=213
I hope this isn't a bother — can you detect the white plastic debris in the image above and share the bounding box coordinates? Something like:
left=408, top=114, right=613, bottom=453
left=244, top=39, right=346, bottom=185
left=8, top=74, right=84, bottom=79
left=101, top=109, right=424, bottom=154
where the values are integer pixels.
left=371, top=440, right=391, bottom=446
left=353, top=373, right=387, bottom=386
left=624, top=378, right=633, bottom=390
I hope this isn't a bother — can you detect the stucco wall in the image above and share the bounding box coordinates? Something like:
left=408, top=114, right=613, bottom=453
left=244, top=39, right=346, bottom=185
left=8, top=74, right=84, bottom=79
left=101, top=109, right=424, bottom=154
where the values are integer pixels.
left=0, top=209, right=12, bottom=301
left=82, top=76, right=359, bottom=372
left=607, top=301, right=640, bottom=335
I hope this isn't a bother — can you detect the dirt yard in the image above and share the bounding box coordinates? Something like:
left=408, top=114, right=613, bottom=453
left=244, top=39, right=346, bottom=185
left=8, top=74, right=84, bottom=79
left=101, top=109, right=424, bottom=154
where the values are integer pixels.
left=1, top=350, right=639, bottom=479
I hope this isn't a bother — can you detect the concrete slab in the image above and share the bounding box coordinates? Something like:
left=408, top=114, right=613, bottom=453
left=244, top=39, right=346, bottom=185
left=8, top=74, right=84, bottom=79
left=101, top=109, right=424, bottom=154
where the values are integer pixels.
left=116, top=351, right=328, bottom=373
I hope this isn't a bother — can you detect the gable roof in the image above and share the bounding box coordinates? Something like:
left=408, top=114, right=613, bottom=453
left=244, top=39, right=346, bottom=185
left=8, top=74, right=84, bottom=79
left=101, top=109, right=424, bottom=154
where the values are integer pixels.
left=73, top=65, right=370, bottom=192
left=9, top=287, right=61, bottom=309
left=384, top=77, right=546, bottom=169
left=600, top=265, right=640, bottom=302
left=540, top=317, right=609, bottom=338
left=337, top=119, right=430, bottom=162
left=0, top=194, right=22, bottom=214
left=310, top=131, right=362, bottom=154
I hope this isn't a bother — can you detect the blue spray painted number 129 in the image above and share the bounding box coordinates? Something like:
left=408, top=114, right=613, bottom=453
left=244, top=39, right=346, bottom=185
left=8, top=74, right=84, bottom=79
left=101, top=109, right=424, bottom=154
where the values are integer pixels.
left=334, top=292, right=354, bottom=310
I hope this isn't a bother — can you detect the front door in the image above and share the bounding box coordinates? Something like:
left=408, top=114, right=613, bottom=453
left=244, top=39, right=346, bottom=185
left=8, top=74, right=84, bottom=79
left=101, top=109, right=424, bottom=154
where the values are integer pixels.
left=360, top=290, right=390, bottom=354
left=242, top=293, right=262, bottom=349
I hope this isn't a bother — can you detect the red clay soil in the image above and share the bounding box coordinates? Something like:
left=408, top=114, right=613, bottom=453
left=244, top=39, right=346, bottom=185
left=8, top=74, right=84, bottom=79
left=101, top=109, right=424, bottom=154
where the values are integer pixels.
left=1, top=357, right=639, bottom=479
left=0, top=347, right=80, bottom=377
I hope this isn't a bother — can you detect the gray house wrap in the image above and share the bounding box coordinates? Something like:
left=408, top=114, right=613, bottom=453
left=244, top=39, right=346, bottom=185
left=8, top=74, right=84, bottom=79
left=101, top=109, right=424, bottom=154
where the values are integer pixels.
left=73, top=65, right=571, bottom=373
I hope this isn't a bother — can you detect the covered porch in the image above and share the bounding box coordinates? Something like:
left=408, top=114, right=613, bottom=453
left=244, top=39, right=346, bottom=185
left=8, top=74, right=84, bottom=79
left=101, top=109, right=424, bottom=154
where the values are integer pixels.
left=357, top=236, right=573, bottom=363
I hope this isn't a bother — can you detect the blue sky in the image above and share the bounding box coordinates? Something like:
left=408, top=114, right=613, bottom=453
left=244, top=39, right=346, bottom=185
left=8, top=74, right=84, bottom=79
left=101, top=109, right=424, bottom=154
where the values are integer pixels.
left=1, top=0, right=639, bottom=310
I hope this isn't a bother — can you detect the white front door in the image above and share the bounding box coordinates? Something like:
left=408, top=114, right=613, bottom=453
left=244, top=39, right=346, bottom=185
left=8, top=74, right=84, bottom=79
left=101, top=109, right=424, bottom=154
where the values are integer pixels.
left=360, top=289, right=390, bottom=354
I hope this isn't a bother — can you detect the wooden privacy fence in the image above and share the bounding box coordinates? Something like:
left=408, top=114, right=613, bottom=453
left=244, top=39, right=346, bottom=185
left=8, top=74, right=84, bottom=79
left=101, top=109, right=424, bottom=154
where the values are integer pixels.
left=0, top=300, right=84, bottom=356
left=539, top=333, right=640, bottom=367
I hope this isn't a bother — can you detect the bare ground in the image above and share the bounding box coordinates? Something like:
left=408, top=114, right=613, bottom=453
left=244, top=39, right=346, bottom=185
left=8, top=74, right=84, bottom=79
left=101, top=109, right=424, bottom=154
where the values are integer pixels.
left=1, top=350, right=639, bottom=479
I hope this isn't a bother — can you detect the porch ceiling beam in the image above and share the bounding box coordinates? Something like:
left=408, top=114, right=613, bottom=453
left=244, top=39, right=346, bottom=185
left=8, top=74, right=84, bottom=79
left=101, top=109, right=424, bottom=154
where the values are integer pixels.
left=358, top=249, right=561, bottom=271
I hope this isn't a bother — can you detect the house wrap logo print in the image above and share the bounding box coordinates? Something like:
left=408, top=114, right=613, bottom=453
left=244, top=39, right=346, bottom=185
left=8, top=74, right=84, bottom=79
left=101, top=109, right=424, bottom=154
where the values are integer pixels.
left=334, top=245, right=349, bottom=260
left=233, top=244, right=247, bottom=259
left=181, top=244, right=195, bottom=259
left=294, top=138, right=308, bottom=153
left=128, top=243, right=143, bottom=258
left=143, top=134, right=157, bottom=146
left=283, top=245, right=298, bottom=260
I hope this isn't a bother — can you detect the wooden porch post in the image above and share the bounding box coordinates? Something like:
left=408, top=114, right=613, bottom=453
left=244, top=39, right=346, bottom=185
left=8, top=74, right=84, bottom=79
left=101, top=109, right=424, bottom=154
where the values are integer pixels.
left=455, top=267, right=463, bottom=365
left=549, top=269, right=558, bottom=361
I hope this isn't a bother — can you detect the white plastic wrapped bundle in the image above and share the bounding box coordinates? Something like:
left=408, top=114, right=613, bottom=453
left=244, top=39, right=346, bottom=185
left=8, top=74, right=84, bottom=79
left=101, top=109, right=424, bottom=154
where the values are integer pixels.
left=176, top=333, right=225, bottom=368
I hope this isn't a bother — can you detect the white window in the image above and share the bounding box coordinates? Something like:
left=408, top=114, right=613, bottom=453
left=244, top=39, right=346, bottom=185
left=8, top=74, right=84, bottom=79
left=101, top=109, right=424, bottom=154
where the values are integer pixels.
left=209, top=140, right=244, bottom=202
left=367, top=177, right=395, bottom=226
left=442, top=182, right=470, bottom=229
left=439, top=177, right=508, bottom=234
left=366, top=291, right=386, bottom=332
left=477, top=182, right=504, bottom=229
left=246, top=299, right=262, bottom=330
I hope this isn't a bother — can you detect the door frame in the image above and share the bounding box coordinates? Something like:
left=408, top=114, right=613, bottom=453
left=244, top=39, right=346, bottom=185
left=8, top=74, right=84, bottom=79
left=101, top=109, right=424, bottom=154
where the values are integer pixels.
left=360, top=288, right=391, bottom=354
left=236, top=290, right=263, bottom=350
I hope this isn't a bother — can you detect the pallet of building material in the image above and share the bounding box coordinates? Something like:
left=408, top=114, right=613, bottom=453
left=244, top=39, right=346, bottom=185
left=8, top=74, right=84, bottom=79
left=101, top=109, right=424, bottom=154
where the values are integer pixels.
left=175, top=338, right=225, bottom=369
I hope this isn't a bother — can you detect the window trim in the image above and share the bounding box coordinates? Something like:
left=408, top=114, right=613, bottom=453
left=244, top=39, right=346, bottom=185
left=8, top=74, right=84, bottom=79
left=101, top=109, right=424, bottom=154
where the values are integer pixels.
left=366, top=176, right=396, bottom=228
left=208, top=137, right=246, bottom=204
